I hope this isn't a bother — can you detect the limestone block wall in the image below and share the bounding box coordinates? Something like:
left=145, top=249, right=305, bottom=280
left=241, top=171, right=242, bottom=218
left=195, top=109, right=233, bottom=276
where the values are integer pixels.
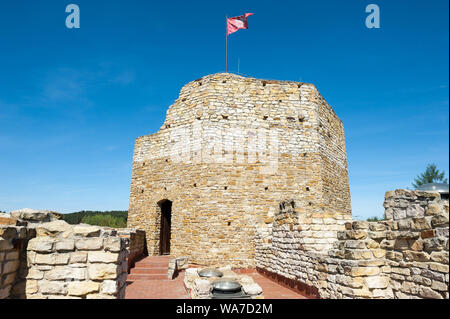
left=24, top=221, right=129, bottom=299
left=128, top=73, right=351, bottom=267
left=254, top=199, right=348, bottom=297
left=255, top=189, right=449, bottom=299
left=0, top=224, right=35, bottom=299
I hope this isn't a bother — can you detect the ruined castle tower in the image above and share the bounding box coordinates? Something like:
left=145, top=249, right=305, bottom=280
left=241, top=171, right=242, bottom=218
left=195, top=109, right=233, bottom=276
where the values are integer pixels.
left=128, top=73, right=351, bottom=268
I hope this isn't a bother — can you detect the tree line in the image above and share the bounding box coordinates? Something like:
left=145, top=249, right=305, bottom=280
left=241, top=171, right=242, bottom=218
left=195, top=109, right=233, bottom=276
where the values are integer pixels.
left=62, top=210, right=128, bottom=228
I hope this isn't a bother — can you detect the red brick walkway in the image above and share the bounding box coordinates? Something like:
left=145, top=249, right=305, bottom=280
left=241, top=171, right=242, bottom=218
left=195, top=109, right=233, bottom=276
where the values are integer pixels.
left=125, top=256, right=307, bottom=299
left=249, top=273, right=307, bottom=299
left=125, top=272, right=189, bottom=299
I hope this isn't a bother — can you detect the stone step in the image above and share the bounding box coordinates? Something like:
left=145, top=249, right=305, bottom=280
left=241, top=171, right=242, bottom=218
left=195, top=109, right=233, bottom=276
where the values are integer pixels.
left=134, top=261, right=169, bottom=268
left=130, top=267, right=168, bottom=275
left=127, top=274, right=168, bottom=281
left=128, top=256, right=171, bottom=281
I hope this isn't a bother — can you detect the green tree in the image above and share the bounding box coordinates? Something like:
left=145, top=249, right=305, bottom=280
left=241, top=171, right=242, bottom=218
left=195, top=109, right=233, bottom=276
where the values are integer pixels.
left=412, top=164, right=448, bottom=189
left=63, top=210, right=127, bottom=225
left=81, top=214, right=127, bottom=228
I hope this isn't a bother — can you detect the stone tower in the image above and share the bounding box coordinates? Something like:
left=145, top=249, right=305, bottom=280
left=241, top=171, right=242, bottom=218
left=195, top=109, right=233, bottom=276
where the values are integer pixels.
left=128, top=73, right=351, bottom=268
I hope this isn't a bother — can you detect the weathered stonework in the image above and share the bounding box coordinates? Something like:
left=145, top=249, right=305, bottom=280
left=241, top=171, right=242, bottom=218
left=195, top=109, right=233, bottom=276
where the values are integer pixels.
left=128, top=73, right=351, bottom=267
left=255, top=189, right=449, bottom=299
left=0, top=211, right=131, bottom=299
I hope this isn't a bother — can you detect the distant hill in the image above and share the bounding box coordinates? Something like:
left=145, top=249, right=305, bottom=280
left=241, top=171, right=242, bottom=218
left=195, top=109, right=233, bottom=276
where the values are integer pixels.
left=62, top=210, right=128, bottom=228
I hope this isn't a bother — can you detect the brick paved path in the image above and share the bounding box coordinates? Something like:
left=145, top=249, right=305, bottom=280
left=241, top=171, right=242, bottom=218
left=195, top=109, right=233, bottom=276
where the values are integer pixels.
left=125, top=256, right=307, bottom=299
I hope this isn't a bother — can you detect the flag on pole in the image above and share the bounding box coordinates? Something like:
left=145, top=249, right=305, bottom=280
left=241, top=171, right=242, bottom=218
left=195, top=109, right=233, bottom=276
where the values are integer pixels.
left=227, top=13, right=254, bottom=35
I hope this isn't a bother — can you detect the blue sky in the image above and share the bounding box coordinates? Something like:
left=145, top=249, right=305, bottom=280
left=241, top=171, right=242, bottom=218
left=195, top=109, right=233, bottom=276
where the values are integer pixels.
left=0, top=0, right=448, bottom=219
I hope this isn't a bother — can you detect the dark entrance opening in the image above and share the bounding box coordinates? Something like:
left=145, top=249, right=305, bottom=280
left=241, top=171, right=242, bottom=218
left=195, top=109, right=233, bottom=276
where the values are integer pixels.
left=159, top=200, right=172, bottom=255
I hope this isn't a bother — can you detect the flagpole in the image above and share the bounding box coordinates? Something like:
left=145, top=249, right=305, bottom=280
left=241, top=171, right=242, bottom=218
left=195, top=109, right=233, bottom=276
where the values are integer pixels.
left=225, top=15, right=228, bottom=73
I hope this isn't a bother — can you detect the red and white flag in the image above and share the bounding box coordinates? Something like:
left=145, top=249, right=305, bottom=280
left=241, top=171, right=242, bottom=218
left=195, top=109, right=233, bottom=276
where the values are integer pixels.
left=227, top=13, right=254, bottom=35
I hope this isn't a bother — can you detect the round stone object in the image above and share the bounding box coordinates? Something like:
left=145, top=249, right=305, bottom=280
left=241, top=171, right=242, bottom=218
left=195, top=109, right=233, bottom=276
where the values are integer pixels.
left=212, top=279, right=242, bottom=293
left=198, top=268, right=223, bottom=278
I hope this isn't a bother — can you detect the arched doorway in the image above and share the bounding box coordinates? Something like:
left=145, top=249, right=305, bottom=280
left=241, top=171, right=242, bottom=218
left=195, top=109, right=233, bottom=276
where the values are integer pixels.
left=158, top=200, right=172, bottom=255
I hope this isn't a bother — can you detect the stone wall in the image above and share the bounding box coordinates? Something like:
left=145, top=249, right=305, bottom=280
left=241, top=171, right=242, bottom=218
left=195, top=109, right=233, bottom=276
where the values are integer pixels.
left=0, top=231, right=19, bottom=299
left=381, top=189, right=449, bottom=298
left=0, top=211, right=131, bottom=299
left=128, top=73, right=351, bottom=267
left=0, top=221, right=35, bottom=299
left=255, top=189, right=449, bottom=299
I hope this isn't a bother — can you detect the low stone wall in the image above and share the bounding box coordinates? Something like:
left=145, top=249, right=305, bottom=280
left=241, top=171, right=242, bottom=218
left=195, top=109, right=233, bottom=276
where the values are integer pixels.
left=23, top=221, right=129, bottom=299
left=117, top=228, right=146, bottom=271
left=381, top=189, right=449, bottom=298
left=1, top=225, right=28, bottom=298
left=0, top=211, right=132, bottom=299
left=255, top=189, right=449, bottom=299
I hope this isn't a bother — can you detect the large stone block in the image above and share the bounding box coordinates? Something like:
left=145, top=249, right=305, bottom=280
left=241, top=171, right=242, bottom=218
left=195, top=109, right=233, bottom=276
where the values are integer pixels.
left=73, top=225, right=101, bottom=237
left=426, top=203, right=442, bottom=216
left=55, top=240, right=75, bottom=252
left=88, top=251, right=120, bottom=263
left=242, top=283, right=263, bottom=295
left=88, top=263, right=119, bottom=280
left=75, top=238, right=104, bottom=250
left=430, top=251, right=449, bottom=264
left=35, top=220, right=72, bottom=237
left=429, top=262, right=449, bottom=273
left=45, top=266, right=86, bottom=280
left=26, top=268, right=44, bottom=280
left=27, top=237, right=55, bottom=252
left=347, top=267, right=380, bottom=277
left=67, top=281, right=100, bottom=296
left=431, top=215, right=449, bottom=227
left=372, top=287, right=394, bottom=298
left=194, top=278, right=211, bottom=296
left=39, top=281, right=67, bottom=295
left=70, top=252, right=88, bottom=263
left=25, top=280, right=39, bottom=295
left=101, top=280, right=119, bottom=295
left=0, top=227, right=17, bottom=239
left=2, top=259, right=19, bottom=274
left=10, top=208, right=52, bottom=222
left=419, top=286, right=443, bottom=299
left=0, top=239, right=14, bottom=250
